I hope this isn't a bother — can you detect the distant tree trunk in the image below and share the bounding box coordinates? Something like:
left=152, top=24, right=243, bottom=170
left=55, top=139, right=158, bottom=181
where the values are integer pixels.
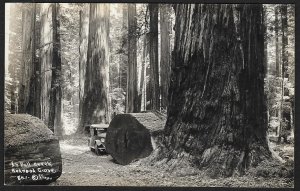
left=27, top=4, right=41, bottom=118
left=122, top=4, right=128, bottom=111
left=139, top=35, right=149, bottom=111
left=262, top=6, right=270, bottom=128
left=8, top=4, right=24, bottom=114
left=160, top=4, right=171, bottom=110
left=126, top=4, right=138, bottom=113
left=160, top=4, right=271, bottom=178
left=48, top=3, right=62, bottom=138
left=33, top=4, right=41, bottom=119
left=278, top=4, right=290, bottom=143
left=149, top=4, right=160, bottom=110
left=80, top=4, right=110, bottom=131
left=40, top=3, right=53, bottom=126
left=79, top=5, right=90, bottom=131
left=274, top=5, right=281, bottom=134
left=18, top=4, right=35, bottom=114
left=275, top=6, right=280, bottom=77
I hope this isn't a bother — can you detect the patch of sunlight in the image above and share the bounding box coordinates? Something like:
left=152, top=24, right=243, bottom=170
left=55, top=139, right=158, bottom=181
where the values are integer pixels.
left=60, top=141, right=89, bottom=155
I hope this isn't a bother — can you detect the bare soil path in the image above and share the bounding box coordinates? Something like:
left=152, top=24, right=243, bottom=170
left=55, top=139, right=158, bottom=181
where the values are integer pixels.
left=50, top=136, right=293, bottom=187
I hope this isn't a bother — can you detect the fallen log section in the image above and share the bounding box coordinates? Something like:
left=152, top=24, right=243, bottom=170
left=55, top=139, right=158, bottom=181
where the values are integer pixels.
left=106, top=112, right=166, bottom=165
left=4, top=113, right=62, bottom=185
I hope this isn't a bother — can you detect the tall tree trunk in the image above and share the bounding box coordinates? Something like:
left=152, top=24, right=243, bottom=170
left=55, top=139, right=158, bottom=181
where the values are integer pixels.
left=160, top=4, right=271, bottom=178
left=8, top=4, right=23, bottom=114
left=40, top=3, right=53, bottom=126
left=80, top=4, right=110, bottom=131
left=126, top=4, right=138, bottom=113
left=275, top=6, right=280, bottom=77
left=278, top=4, right=290, bottom=143
left=160, top=4, right=171, bottom=110
left=28, top=4, right=41, bottom=118
left=149, top=4, right=160, bottom=110
left=18, top=4, right=35, bottom=114
left=33, top=4, right=41, bottom=119
left=122, top=4, right=128, bottom=112
left=139, top=35, right=149, bottom=111
left=263, top=6, right=270, bottom=130
left=48, top=3, right=62, bottom=138
left=274, top=5, right=281, bottom=134
left=79, top=5, right=90, bottom=131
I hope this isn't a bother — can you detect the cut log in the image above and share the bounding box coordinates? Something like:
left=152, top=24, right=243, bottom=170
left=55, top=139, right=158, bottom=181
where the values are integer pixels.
left=106, top=112, right=166, bottom=165
left=4, top=113, right=62, bottom=185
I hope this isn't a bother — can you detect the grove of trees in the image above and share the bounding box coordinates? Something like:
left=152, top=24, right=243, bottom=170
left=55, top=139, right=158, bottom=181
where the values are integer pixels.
left=5, top=3, right=295, bottom=177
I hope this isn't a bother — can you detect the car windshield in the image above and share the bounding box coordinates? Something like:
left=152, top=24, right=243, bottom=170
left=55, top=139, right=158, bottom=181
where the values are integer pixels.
left=93, top=128, right=107, bottom=136
left=97, top=129, right=107, bottom=134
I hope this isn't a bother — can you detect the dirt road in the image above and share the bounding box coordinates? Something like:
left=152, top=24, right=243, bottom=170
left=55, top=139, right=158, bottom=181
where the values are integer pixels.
left=50, top=137, right=293, bottom=187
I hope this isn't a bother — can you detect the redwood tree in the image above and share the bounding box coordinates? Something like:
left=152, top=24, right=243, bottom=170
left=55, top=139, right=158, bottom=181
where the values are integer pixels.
left=149, top=4, right=160, bottom=110
left=17, top=4, right=41, bottom=118
left=278, top=4, right=291, bottom=143
left=161, top=4, right=272, bottom=177
left=48, top=3, right=63, bottom=137
left=160, top=4, right=171, bottom=110
left=40, top=3, right=54, bottom=126
left=79, top=5, right=90, bottom=130
left=80, top=4, right=110, bottom=130
left=18, top=4, right=36, bottom=114
left=126, top=4, right=138, bottom=113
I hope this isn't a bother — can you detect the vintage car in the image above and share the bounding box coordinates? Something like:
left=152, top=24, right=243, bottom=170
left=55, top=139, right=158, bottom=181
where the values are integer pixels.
left=87, top=124, right=109, bottom=155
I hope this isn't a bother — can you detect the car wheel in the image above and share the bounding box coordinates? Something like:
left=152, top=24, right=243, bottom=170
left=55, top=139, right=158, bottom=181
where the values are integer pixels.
left=94, top=143, right=100, bottom=156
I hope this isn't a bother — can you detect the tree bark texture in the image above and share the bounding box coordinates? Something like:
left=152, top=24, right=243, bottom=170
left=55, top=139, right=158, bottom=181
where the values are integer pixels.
left=80, top=4, right=110, bottom=130
left=278, top=4, right=291, bottom=143
left=161, top=4, right=271, bottom=177
left=121, top=4, right=128, bottom=94
left=8, top=4, right=23, bottom=114
left=79, top=5, right=90, bottom=132
left=149, top=4, right=160, bottom=110
left=160, top=4, right=171, bottom=110
left=126, top=4, right=139, bottom=113
left=18, top=4, right=35, bottom=114
left=106, top=112, right=166, bottom=165
left=33, top=4, right=41, bottom=119
left=138, top=35, right=149, bottom=111
left=275, top=6, right=280, bottom=77
left=48, top=3, right=63, bottom=137
left=40, top=3, right=53, bottom=126
left=4, top=114, right=62, bottom=185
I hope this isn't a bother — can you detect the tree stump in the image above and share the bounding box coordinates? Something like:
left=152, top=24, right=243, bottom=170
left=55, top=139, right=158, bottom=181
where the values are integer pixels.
left=106, top=112, right=166, bottom=165
left=4, top=113, right=62, bottom=185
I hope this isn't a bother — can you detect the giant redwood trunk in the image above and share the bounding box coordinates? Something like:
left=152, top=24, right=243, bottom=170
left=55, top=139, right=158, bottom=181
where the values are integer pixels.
left=160, top=4, right=171, bottom=110
left=40, top=3, right=53, bottom=126
left=40, top=3, right=62, bottom=136
left=161, top=4, right=271, bottom=177
left=149, top=4, right=160, bottom=110
left=126, top=4, right=138, bottom=113
left=80, top=4, right=110, bottom=130
left=33, top=4, right=41, bottom=119
left=48, top=3, right=62, bottom=137
left=18, top=4, right=35, bottom=114
left=79, top=5, right=90, bottom=131
left=18, top=4, right=40, bottom=118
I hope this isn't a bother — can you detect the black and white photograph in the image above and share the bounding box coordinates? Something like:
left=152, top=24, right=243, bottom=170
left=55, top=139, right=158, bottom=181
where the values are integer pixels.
left=3, top=2, right=295, bottom=188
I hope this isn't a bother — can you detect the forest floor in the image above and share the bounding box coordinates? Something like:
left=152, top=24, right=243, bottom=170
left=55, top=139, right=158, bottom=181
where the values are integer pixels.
left=50, top=135, right=294, bottom=187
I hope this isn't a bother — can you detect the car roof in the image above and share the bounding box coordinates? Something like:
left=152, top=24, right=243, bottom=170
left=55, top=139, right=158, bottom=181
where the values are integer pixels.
left=90, top=124, right=109, bottom=129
